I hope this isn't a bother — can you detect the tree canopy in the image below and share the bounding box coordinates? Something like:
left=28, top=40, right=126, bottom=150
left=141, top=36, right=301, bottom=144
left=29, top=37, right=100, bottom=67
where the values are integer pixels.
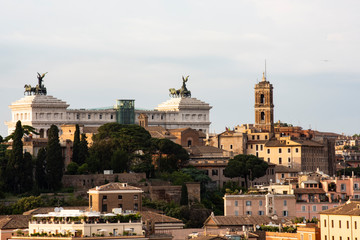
left=224, top=154, right=268, bottom=188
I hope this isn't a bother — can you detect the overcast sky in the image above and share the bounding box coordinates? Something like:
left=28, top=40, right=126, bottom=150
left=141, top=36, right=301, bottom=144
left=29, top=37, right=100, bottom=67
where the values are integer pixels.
left=1, top=0, right=360, bottom=137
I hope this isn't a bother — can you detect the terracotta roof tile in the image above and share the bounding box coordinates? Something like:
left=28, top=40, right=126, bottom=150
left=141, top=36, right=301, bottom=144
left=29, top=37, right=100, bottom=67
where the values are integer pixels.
left=320, top=200, right=360, bottom=215
left=140, top=211, right=183, bottom=224
left=89, top=182, right=142, bottom=191
left=294, top=188, right=325, bottom=194
left=0, top=215, right=31, bottom=229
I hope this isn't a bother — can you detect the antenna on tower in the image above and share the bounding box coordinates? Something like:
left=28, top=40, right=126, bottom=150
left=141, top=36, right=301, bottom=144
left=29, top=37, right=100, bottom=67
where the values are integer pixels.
left=265, top=59, right=267, bottom=79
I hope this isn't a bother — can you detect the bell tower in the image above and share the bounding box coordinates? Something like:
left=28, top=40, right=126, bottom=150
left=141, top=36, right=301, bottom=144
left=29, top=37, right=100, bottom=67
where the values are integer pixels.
left=254, top=72, right=274, bottom=133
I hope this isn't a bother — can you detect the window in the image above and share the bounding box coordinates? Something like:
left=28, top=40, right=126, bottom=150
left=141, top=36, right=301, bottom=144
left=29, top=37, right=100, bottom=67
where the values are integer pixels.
left=355, top=221, right=357, bottom=229
left=296, top=148, right=299, bottom=153
left=312, top=205, right=317, bottom=212
left=324, top=219, right=327, bottom=227
left=325, top=236, right=327, bottom=240
left=257, top=135, right=260, bottom=140
left=283, top=211, right=288, bottom=216
left=259, top=200, right=263, bottom=206
left=347, top=221, right=349, bottom=229
left=235, top=201, right=238, bottom=207
left=256, top=145, right=258, bottom=151
left=76, top=114, right=80, bottom=120
left=252, top=136, right=255, bottom=140
left=111, top=115, right=113, bottom=119
left=309, top=234, right=312, bottom=240
left=118, top=204, right=123, bottom=208
left=284, top=200, right=287, bottom=206
left=246, top=201, right=252, bottom=206
left=279, top=148, right=282, bottom=153
left=322, top=206, right=328, bottom=210
left=102, top=204, right=107, bottom=212
left=279, top=158, right=282, bottom=164
left=235, top=210, right=239, bottom=216
left=339, top=220, right=341, bottom=228
left=265, top=135, right=268, bottom=140
left=301, top=205, right=306, bottom=212
left=288, top=157, right=291, bottom=163
left=188, top=140, right=192, bottom=147
left=288, top=148, right=291, bottom=153
left=102, top=195, right=107, bottom=200
left=88, top=114, right=91, bottom=119
left=230, top=145, right=233, bottom=150
left=281, top=173, right=285, bottom=178
left=341, top=184, right=346, bottom=191
left=118, top=195, right=122, bottom=200
left=134, top=203, right=138, bottom=210
left=261, top=112, right=265, bottom=121
left=251, top=145, right=253, bottom=149
left=260, top=145, right=263, bottom=151
left=212, top=169, right=218, bottom=176
left=99, top=114, right=103, bottom=119
left=331, top=220, right=334, bottom=228
left=260, top=94, right=265, bottom=104
left=267, top=158, right=270, bottom=163
left=258, top=211, right=264, bottom=215
left=245, top=211, right=252, bottom=215
left=134, top=195, right=138, bottom=200
left=267, top=149, right=270, bottom=154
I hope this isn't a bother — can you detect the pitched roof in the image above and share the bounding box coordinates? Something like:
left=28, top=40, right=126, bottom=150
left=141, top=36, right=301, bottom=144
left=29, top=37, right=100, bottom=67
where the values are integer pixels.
left=206, top=215, right=272, bottom=226
left=88, top=182, right=142, bottom=191
left=320, top=200, right=360, bottom=215
left=0, top=215, right=31, bottom=230
left=294, top=188, right=326, bottom=194
left=188, top=146, right=226, bottom=156
left=274, top=165, right=300, bottom=173
left=140, top=211, right=183, bottom=224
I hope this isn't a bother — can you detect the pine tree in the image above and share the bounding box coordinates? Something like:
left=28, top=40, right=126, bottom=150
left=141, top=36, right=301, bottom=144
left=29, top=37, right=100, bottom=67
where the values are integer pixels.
left=45, top=125, right=64, bottom=190
left=6, top=121, right=24, bottom=193
left=180, top=183, right=189, bottom=205
left=78, top=133, right=88, bottom=165
left=72, top=124, right=80, bottom=164
left=35, top=147, right=47, bottom=189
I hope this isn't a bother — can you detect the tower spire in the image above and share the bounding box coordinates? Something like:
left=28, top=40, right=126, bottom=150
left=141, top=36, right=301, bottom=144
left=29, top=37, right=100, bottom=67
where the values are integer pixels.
left=262, top=72, right=266, bottom=81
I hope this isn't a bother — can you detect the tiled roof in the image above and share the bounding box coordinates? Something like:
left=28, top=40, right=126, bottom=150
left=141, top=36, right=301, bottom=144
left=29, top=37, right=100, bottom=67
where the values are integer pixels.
left=0, top=215, right=31, bottom=229
left=294, top=188, right=325, bottom=194
left=89, top=182, right=142, bottom=191
left=188, top=146, right=226, bottom=156
left=209, top=215, right=272, bottom=226
left=320, top=200, right=360, bottom=215
left=274, top=165, right=300, bottom=173
left=140, top=211, right=183, bottom=224
left=265, top=139, right=324, bottom=147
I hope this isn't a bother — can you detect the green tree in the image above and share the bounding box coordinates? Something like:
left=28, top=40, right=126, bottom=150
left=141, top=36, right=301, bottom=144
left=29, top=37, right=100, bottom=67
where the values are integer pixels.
left=4, top=124, right=38, bottom=142
left=35, top=147, right=47, bottom=189
left=22, top=152, right=33, bottom=191
left=111, top=149, right=129, bottom=173
left=78, top=163, right=89, bottom=174
left=78, top=134, right=89, bottom=165
left=45, top=125, right=64, bottom=190
left=89, top=123, right=153, bottom=173
left=72, top=124, right=80, bottom=164
left=180, top=184, right=188, bottom=205
left=152, top=138, right=189, bottom=172
left=66, top=162, right=79, bottom=175
left=224, top=154, right=268, bottom=188
left=6, top=121, right=24, bottom=193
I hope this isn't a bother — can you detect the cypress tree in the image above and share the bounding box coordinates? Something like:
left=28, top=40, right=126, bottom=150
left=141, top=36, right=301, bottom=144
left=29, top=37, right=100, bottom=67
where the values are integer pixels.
left=7, top=120, right=24, bottom=193
left=180, top=183, right=189, bottom=206
left=78, top=133, right=88, bottom=165
left=22, top=152, right=33, bottom=192
left=45, top=125, right=64, bottom=190
left=35, top=147, right=47, bottom=189
left=72, top=124, right=80, bottom=164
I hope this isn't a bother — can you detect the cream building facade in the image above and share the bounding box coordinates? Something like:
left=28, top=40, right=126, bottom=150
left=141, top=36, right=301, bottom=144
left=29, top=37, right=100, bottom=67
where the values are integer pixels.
left=320, top=200, right=360, bottom=240
left=6, top=89, right=211, bottom=138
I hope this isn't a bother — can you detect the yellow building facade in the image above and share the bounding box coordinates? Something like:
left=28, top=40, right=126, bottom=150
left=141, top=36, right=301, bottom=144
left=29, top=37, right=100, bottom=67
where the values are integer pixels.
left=320, top=200, right=360, bottom=240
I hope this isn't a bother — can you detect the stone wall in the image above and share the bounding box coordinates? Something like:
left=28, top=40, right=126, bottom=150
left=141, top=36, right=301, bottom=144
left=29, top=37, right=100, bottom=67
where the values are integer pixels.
left=62, top=173, right=146, bottom=191
left=148, top=183, right=201, bottom=204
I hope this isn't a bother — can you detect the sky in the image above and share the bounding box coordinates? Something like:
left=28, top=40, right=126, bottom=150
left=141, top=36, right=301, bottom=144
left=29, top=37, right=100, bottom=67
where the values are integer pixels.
left=1, top=0, right=360, bottom=137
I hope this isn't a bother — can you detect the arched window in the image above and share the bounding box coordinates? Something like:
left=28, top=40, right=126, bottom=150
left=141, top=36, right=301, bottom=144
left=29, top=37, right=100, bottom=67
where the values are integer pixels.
left=46, top=129, right=50, bottom=138
left=261, top=112, right=265, bottom=121
left=39, top=129, right=44, bottom=138
left=260, top=94, right=265, bottom=104
left=187, top=140, right=192, bottom=147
